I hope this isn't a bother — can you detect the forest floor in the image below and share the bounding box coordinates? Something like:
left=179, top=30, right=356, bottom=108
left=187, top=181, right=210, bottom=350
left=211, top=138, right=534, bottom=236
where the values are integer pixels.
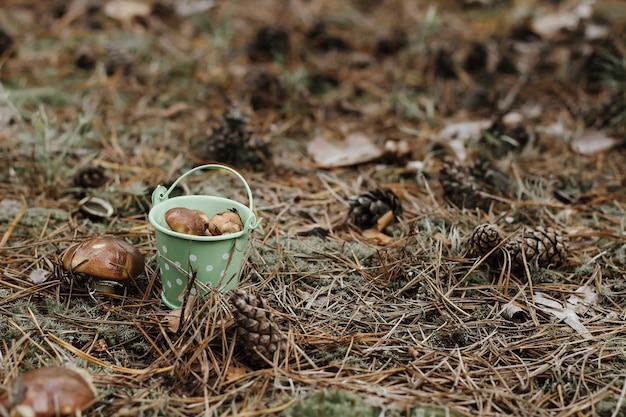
left=1, top=0, right=626, bottom=416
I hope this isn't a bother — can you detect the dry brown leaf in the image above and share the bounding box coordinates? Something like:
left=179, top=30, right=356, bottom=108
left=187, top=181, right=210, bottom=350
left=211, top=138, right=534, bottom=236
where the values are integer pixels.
left=571, top=130, right=621, bottom=155
left=174, top=0, right=218, bottom=16
left=500, top=302, right=527, bottom=322
left=225, top=365, right=248, bottom=382
left=164, top=296, right=196, bottom=333
left=567, top=285, right=602, bottom=316
left=437, top=120, right=492, bottom=162
left=533, top=292, right=591, bottom=339
left=307, top=132, right=383, bottom=168
left=29, top=267, right=50, bottom=284
left=104, top=1, right=151, bottom=22
left=531, top=12, right=580, bottom=40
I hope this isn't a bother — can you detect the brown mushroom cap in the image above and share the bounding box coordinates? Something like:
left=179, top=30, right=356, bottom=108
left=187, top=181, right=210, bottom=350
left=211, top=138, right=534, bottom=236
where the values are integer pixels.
left=208, top=209, right=243, bottom=236
left=165, top=207, right=210, bottom=236
left=0, top=366, right=96, bottom=417
left=62, top=236, right=144, bottom=281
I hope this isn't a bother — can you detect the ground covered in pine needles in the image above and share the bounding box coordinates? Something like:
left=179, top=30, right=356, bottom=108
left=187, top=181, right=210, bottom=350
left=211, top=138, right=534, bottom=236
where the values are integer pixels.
left=1, top=0, right=626, bottom=416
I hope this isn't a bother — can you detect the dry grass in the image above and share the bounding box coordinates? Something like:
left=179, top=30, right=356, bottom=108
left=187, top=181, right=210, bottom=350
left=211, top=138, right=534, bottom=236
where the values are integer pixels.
left=1, top=0, right=626, bottom=416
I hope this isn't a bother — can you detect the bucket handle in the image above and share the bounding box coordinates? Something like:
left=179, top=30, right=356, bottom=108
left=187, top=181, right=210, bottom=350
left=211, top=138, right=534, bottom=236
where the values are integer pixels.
left=151, top=164, right=258, bottom=230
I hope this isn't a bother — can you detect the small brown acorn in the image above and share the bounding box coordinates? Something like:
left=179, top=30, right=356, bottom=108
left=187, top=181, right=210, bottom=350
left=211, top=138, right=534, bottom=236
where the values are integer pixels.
left=165, top=207, right=210, bottom=236
left=208, top=209, right=243, bottom=236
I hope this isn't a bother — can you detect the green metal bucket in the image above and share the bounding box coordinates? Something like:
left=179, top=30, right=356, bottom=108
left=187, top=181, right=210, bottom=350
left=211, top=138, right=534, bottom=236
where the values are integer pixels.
left=148, top=164, right=260, bottom=309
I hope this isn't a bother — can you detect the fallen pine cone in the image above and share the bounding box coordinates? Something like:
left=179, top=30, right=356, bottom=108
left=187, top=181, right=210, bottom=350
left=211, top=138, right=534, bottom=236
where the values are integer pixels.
left=466, top=224, right=569, bottom=272
left=466, top=223, right=504, bottom=257
left=440, top=160, right=488, bottom=210
left=230, top=289, right=286, bottom=367
left=348, top=188, right=403, bottom=230
left=504, top=226, right=569, bottom=270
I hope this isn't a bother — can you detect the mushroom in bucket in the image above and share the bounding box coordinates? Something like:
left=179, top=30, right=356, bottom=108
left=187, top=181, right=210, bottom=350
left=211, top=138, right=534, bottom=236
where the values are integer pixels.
left=165, top=207, right=243, bottom=236
left=148, top=164, right=261, bottom=309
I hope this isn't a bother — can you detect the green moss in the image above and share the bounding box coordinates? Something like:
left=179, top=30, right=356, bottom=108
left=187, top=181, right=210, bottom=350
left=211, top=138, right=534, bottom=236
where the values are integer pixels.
left=282, top=389, right=379, bottom=417
left=0, top=200, right=66, bottom=228
left=595, top=391, right=626, bottom=417
left=282, top=390, right=464, bottom=417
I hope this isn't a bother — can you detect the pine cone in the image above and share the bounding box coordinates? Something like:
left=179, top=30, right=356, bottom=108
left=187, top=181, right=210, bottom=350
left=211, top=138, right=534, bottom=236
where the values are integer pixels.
left=306, top=22, right=351, bottom=52
left=230, top=289, right=286, bottom=367
left=504, top=226, right=568, bottom=270
left=440, top=157, right=511, bottom=210
left=481, top=117, right=531, bottom=158
left=585, top=91, right=626, bottom=133
left=72, top=166, right=108, bottom=189
left=375, top=29, right=408, bottom=56
left=0, top=29, right=14, bottom=58
left=348, top=188, right=403, bottom=229
left=104, top=44, right=132, bottom=76
left=468, top=158, right=510, bottom=194
left=246, top=69, right=288, bottom=110
left=350, top=0, right=384, bottom=13
left=467, top=223, right=504, bottom=257
left=74, top=44, right=96, bottom=70
left=439, top=161, right=489, bottom=210
left=204, top=107, right=271, bottom=171
left=249, top=25, right=290, bottom=62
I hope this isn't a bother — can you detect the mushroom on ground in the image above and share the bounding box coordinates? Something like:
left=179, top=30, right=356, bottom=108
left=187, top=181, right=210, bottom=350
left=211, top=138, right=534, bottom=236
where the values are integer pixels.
left=62, top=236, right=145, bottom=292
left=0, top=366, right=97, bottom=417
left=208, top=209, right=243, bottom=235
left=165, top=207, right=210, bottom=236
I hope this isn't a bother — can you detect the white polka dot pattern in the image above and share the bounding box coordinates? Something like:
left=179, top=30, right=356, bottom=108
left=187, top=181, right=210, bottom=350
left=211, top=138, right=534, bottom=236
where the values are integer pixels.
left=155, top=220, right=250, bottom=308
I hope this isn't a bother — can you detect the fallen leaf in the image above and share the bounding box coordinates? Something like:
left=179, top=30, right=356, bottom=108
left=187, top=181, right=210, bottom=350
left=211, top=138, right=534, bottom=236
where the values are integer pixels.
left=585, top=23, right=610, bottom=41
left=531, top=1, right=593, bottom=40
left=307, top=132, right=383, bottom=168
left=533, top=292, right=591, bottom=339
left=104, top=1, right=151, bottom=22
left=174, top=0, right=218, bottom=16
left=531, top=12, right=580, bottom=40
left=29, top=267, right=49, bottom=284
left=567, top=285, right=601, bottom=315
left=296, top=289, right=330, bottom=309
left=164, top=296, right=196, bottom=333
left=500, top=302, right=528, bottom=322
left=571, top=130, right=621, bottom=155
left=225, top=364, right=248, bottom=382
left=437, top=120, right=492, bottom=162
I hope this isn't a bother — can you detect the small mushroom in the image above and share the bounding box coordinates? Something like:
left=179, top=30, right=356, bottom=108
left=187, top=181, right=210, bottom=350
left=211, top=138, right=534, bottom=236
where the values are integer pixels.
left=208, top=209, right=243, bottom=236
left=62, top=236, right=145, bottom=284
left=165, top=207, right=210, bottom=236
left=0, top=366, right=97, bottom=417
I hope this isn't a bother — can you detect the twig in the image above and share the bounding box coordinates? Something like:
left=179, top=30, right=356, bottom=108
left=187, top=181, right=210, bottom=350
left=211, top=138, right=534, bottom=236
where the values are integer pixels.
left=0, top=195, right=27, bottom=248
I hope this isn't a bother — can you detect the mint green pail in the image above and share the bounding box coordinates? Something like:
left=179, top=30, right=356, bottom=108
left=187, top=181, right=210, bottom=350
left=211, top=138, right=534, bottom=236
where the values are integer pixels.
left=148, top=164, right=260, bottom=309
